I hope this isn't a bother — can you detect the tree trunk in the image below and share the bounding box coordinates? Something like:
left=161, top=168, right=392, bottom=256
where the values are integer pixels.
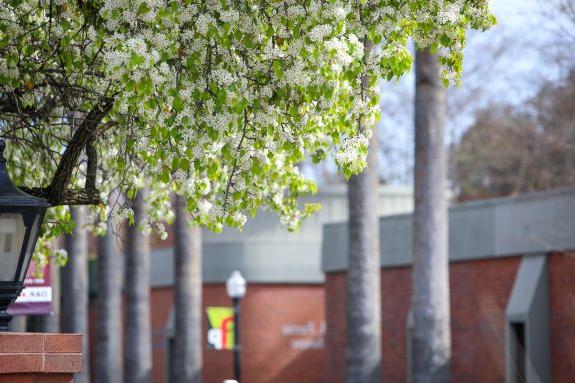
left=172, top=194, right=203, bottom=383
left=61, top=206, right=90, bottom=383
left=346, top=38, right=381, bottom=383
left=95, top=218, right=123, bottom=382
left=124, top=189, right=152, bottom=383
left=32, top=252, right=61, bottom=333
left=411, top=48, right=451, bottom=383
left=7, top=315, right=27, bottom=332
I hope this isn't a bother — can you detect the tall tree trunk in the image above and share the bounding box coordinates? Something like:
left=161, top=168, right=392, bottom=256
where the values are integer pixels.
left=95, top=218, right=123, bottom=382
left=411, top=48, right=451, bottom=382
left=172, top=194, right=203, bottom=383
left=7, top=315, right=27, bottom=332
left=346, top=39, right=381, bottom=383
left=61, top=206, right=90, bottom=383
left=124, top=189, right=152, bottom=383
left=31, top=252, right=61, bottom=333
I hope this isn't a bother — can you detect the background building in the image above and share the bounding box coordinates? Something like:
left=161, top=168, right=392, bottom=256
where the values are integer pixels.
left=322, top=187, right=575, bottom=382
left=146, top=185, right=413, bottom=382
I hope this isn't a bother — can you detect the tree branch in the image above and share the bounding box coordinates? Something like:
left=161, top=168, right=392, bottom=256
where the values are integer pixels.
left=85, top=131, right=98, bottom=190
left=21, top=187, right=101, bottom=205
left=47, top=96, right=114, bottom=205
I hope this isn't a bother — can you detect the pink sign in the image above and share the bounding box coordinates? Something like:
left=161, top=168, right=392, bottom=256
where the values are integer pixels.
left=9, top=262, right=52, bottom=315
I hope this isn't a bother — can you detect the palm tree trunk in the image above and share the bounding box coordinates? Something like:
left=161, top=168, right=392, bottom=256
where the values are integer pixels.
left=172, top=194, right=203, bottom=383
left=124, top=189, right=152, bottom=383
left=61, top=206, right=90, bottom=383
left=95, top=218, right=123, bottom=382
left=346, top=38, right=381, bottom=383
left=411, top=48, right=451, bottom=383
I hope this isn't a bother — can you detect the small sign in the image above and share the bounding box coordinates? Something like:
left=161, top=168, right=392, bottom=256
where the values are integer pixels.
left=9, top=262, right=52, bottom=315
left=281, top=320, right=326, bottom=350
left=206, top=307, right=234, bottom=350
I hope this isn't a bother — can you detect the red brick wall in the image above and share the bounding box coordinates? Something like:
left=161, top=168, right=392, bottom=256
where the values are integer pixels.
left=92, top=283, right=326, bottom=383
left=324, top=272, right=346, bottom=383
left=380, top=266, right=413, bottom=382
left=87, top=252, right=575, bottom=383
left=450, top=257, right=519, bottom=383
left=87, top=249, right=575, bottom=383
left=548, top=252, right=575, bottom=382
left=150, top=287, right=174, bottom=383
left=225, top=284, right=325, bottom=383
left=325, top=256, right=521, bottom=383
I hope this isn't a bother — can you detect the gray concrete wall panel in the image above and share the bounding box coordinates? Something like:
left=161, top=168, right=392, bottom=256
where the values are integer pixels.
left=505, top=255, right=551, bottom=383
left=323, top=188, right=575, bottom=272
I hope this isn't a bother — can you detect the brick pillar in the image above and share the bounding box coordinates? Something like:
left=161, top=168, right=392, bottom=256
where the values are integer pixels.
left=0, top=332, right=82, bottom=382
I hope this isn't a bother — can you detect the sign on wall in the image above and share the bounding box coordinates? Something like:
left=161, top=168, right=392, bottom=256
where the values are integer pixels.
left=281, top=320, right=326, bottom=350
left=206, top=307, right=234, bottom=350
left=9, top=262, right=52, bottom=315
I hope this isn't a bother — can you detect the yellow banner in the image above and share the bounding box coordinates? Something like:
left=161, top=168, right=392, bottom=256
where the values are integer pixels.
left=206, top=307, right=235, bottom=350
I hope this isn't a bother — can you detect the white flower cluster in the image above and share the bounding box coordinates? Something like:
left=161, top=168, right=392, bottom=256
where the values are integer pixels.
left=111, top=207, right=134, bottom=226
left=196, top=14, right=215, bottom=35
left=0, top=58, right=19, bottom=89
left=212, top=68, right=236, bottom=86
left=219, top=9, right=239, bottom=23
left=309, top=25, right=332, bottom=42
left=336, top=135, right=370, bottom=172
left=438, top=1, right=463, bottom=24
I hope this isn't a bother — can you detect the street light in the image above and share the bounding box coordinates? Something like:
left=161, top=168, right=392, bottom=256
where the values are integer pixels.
left=226, top=271, right=246, bottom=382
left=0, top=139, right=49, bottom=331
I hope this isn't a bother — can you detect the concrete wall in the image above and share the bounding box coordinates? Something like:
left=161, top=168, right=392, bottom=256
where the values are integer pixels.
left=323, top=187, right=575, bottom=272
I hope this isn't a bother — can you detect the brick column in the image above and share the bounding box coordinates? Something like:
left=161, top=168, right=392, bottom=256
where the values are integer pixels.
left=0, top=332, right=82, bottom=382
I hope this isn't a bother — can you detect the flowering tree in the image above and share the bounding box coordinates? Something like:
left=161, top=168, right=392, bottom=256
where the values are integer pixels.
left=0, top=0, right=494, bottom=258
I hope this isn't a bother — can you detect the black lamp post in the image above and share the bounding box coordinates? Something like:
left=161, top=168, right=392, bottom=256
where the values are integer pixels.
left=0, top=139, right=49, bottom=331
left=226, top=270, right=246, bottom=382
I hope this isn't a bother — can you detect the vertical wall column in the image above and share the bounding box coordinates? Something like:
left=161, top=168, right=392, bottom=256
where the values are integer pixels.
left=506, top=254, right=551, bottom=383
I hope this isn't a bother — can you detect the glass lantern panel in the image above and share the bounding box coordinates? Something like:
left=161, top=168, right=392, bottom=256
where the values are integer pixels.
left=16, top=212, right=42, bottom=281
left=0, top=213, right=25, bottom=281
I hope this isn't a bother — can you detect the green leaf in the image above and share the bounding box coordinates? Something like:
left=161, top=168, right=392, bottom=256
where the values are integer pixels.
left=173, top=96, right=184, bottom=112
left=130, top=54, right=145, bottom=66
left=272, top=60, right=284, bottom=79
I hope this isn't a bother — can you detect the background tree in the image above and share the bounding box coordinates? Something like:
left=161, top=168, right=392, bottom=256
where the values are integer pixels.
left=451, top=107, right=538, bottom=201
left=61, top=207, right=89, bottom=383
left=451, top=69, right=575, bottom=201
left=95, top=213, right=123, bottom=383
left=411, top=48, right=450, bottom=382
left=172, top=194, right=203, bottom=383
left=124, top=189, right=152, bottom=383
